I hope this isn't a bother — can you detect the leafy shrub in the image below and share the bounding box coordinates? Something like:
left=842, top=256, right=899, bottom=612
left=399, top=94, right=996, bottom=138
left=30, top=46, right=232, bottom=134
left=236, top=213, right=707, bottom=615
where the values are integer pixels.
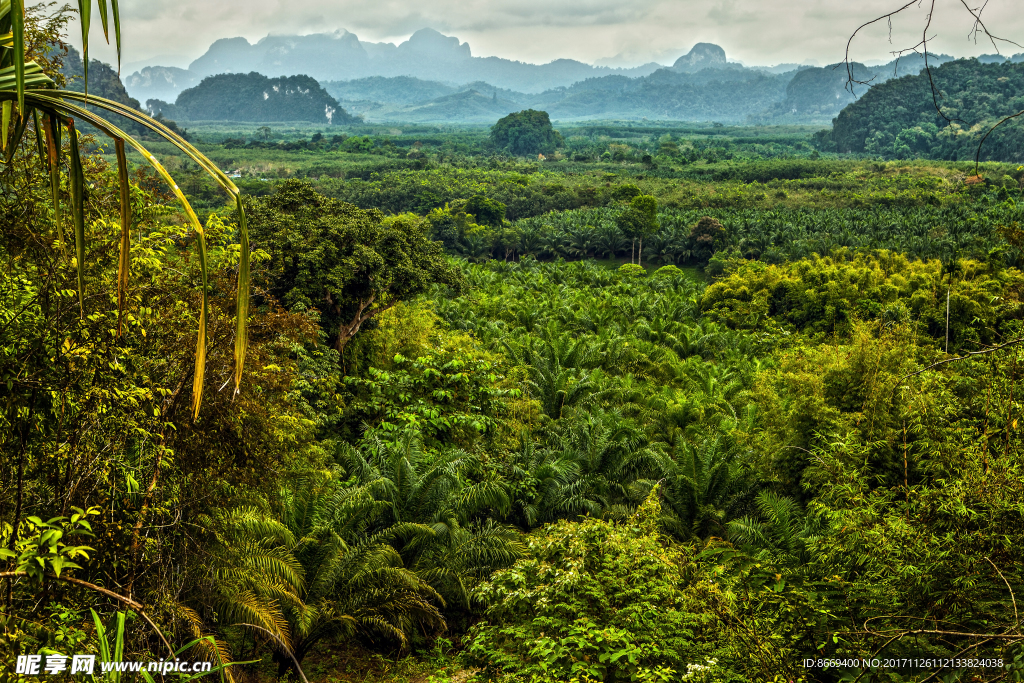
left=466, top=194, right=508, bottom=227
left=466, top=492, right=730, bottom=682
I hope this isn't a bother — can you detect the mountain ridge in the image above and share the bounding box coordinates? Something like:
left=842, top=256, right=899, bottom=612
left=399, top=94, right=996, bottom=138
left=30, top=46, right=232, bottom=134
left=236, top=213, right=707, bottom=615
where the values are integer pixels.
left=126, top=28, right=669, bottom=104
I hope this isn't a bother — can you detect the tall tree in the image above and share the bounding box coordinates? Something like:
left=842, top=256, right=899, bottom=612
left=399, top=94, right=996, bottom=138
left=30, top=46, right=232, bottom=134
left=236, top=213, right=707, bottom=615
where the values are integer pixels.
left=490, top=109, right=563, bottom=156
left=616, top=195, right=659, bottom=266
left=246, top=180, right=464, bottom=354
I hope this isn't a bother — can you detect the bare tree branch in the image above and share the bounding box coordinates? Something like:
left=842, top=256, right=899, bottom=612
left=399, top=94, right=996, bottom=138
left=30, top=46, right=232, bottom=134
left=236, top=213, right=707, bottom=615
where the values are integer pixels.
left=844, top=0, right=1024, bottom=164
left=0, top=571, right=175, bottom=658
left=897, top=336, right=1024, bottom=383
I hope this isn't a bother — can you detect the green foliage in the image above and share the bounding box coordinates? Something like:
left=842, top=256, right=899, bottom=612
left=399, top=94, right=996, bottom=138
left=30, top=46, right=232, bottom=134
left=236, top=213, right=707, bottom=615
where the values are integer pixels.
left=169, top=72, right=357, bottom=124
left=616, top=195, right=659, bottom=240
left=832, top=59, right=1024, bottom=160
left=467, top=490, right=820, bottom=682
left=617, top=263, right=647, bottom=279
left=273, top=471, right=447, bottom=667
left=335, top=429, right=525, bottom=612
left=0, top=509, right=98, bottom=580
left=356, top=184, right=1023, bottom=266
left=246, top=180, right=464, bottom=349
left=466, top=194, right=507, bottom=227
left=342, top=347, right=510, bottom=447
left=611, top=183, right=642, bottom=202
left=701, top=250, right=1024, bottom=350
left=6, top=51, right=1024, bottom=683
left=467, top=492, right=727, bottom=682
left=491, top=110, right=563, bottom=156
left=687, top=217, right=726, bottom=261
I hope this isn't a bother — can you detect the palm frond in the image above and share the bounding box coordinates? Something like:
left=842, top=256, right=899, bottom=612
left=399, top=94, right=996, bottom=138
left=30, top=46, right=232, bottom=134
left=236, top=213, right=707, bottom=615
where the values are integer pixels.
left=0, top=0, right=251, bottom=416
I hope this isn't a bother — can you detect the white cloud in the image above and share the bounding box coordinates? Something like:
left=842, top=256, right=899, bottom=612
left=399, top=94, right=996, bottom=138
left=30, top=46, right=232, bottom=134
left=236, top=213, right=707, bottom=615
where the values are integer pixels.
left=75, top=0, right=1024, bottom=72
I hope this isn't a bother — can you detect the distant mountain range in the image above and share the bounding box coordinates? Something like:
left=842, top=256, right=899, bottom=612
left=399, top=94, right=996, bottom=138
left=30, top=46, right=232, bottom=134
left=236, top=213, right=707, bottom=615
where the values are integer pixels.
left=119, top=30, right=1024, bottom=125
left=315, top=49, right=972, bottom=124
left=124, top=28, right=668, bottom=103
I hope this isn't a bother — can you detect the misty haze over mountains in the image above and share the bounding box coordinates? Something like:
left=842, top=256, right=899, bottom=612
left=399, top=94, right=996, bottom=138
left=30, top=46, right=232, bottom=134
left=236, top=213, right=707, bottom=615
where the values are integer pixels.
left=125, top=28, right=671, bottom=104
left=125, top=27, right=1024, bottom=125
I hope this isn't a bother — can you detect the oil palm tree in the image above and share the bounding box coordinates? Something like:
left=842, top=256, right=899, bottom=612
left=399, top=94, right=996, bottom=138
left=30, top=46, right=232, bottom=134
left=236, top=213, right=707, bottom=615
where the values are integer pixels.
left=274, top=471, right=445, bottom=671
left=727, top=491, right=824, bottom=566
left=196, top=507, right=304, bottom=655
left=2, top=1, right=249, bottom=418
left=337, top=431, right=523, bottom=610
left=659, top=435, right=755, bottom=540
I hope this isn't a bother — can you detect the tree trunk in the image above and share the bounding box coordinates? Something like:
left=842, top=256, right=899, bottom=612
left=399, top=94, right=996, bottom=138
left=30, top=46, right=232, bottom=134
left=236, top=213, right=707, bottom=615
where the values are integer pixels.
left=631, top=238, right=635, bottom=264
left=945, top=282, right=951, bottom=354
left=335, top=294, right=387, bottom=353
left=129, top=374, right=189, bottom=598
left=638, top=238, right=643, bottom=268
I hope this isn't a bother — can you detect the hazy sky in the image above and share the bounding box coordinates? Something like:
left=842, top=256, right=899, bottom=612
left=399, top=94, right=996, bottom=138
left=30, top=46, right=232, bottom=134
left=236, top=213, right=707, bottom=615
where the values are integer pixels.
left=77, top=0, right=1024, bottom=72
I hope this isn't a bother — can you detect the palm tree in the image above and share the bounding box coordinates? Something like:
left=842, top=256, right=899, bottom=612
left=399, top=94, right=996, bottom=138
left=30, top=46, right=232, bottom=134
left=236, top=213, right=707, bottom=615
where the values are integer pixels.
left=562, top=409, right=661, bottom=518
left=196, top=507, right=304, bottom=654
left=274, top=472, right=445, bottom=671
left=727, top=491, right=823, bottom=566
left=459, top=230, right=493, bottom=263
left=2, top=1, right=249, bottom=418
left=515, top=341, right=597, bottom=420
left=506, top=435, right=583, bottom=528
left=336, top=431, right=524, bottom=610
left=593, top=223, right=625, bottom=259
left=659, top=435, right=755, bottom=539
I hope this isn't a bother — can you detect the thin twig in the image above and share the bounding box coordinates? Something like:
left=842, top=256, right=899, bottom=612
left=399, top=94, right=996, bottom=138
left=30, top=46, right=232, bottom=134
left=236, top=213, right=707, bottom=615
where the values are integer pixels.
left=0, top=571, right=175, bottom=658
left=897, top=336, right=1024, bottom=383
left=974, top=107, right=1024, bottom=176
left=844, top=0, right=1023, bottom=159
left=985, top=556, right=1020, bottom=629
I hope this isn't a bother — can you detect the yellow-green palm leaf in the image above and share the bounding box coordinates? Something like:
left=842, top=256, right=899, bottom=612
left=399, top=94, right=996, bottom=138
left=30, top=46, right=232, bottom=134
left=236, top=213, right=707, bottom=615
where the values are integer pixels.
left=0, top=1, right=250, bottom=418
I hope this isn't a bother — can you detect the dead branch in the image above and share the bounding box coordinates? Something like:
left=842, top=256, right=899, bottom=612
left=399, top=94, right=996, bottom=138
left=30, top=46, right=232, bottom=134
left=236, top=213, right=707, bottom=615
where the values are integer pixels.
left=897, top=336, right=1024, bottom=383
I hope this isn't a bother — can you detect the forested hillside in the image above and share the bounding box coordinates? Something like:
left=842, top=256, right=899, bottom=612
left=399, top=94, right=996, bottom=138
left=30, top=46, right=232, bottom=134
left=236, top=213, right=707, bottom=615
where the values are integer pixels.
left=830, top=59, right=1024, bottom=161
left=148, top=72, right=358, bottom=124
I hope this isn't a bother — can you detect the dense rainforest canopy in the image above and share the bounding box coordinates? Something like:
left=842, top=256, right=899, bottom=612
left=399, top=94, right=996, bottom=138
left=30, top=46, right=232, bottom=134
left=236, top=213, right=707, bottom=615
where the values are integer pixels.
left=4, top=5, right=1024, bottom=683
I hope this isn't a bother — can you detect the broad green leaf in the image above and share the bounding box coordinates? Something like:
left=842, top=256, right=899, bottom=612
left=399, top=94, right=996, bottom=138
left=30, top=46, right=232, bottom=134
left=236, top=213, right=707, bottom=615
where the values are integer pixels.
left=77, top=0, right=91, bottom=95
left=11, top=0, right=24, bottom=110
left=66, top=118, right=86, bottom=317
left=115, top=137, right=130, bottom=335
left=112, top=611, right=126, bottom=683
